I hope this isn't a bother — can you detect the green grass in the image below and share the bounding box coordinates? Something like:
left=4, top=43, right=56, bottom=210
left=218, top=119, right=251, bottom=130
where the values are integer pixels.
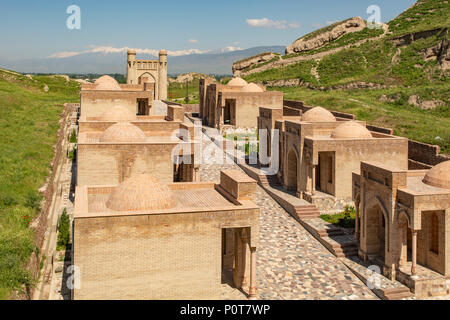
left=388, top=0, right=450, bottom=37
left=274, top=85, right=450, bottom=153
left=317, top=48, right=367, bottom=85
left=168, top=78, right=200, bottom=104
left=0, top=69, right=79, bottom=299
left=321, top=206, right=356, bottom=229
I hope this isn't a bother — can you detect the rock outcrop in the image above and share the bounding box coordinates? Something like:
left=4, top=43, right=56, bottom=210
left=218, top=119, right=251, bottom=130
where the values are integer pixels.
left=233, top=52, right=279, bottom=76
left=285, top=17, right=367, bottom=55
left=408, top=94, right=445, bottom=110
left=169, top=72, right=214, bottom=83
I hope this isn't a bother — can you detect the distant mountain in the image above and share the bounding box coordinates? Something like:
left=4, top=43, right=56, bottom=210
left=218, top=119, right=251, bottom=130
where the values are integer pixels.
left=0, top=46, right=286, bottom=76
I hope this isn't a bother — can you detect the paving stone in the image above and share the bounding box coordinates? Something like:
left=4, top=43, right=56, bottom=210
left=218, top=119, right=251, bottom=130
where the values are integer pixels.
left=199, top=136, right=378, bottom=300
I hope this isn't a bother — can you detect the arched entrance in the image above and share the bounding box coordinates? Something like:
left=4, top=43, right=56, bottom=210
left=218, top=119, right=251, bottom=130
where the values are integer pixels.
left=287, top=149, right=298, bottom=193
left=366, top=204, right=387, bottom=258
left=398, top=212, right=412, bottom=267
left=138, top=73, right=156, bottom=99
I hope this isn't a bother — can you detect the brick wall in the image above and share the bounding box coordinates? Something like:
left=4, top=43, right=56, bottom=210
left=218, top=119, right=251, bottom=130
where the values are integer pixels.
left=408, top=140, right=450, bottom=167
left=73, top=213, right=222, bottom=300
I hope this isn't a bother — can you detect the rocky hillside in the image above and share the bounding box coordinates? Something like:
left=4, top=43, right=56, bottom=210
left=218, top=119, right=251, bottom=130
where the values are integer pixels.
left=285, top=17, right=368, bottom=55
left=169, top=72, right=215, bottom=84
left=231, top=0, right=449, bottom=152
left=233, top=0, right=449, bottom=87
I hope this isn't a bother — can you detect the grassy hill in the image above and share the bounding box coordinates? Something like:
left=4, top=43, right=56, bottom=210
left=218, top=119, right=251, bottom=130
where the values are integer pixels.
left=239, top=0, right=449, bottom=152
left=168, top=78, right=201, bottom=104
left=0, top=69, right=80, bottom=299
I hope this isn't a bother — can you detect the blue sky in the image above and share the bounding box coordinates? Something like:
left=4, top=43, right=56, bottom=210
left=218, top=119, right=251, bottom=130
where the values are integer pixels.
left=0, top=0, right=416, bottom=60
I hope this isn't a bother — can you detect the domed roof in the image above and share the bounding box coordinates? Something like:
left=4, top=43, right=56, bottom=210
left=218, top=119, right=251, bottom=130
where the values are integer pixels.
left=95, top=75, right=122, bottom=91
left=241, top=83, right=264, bottom=93
left=331, top=121, right=372, bottom=139
left=128, top=49, right=136, bottom=54
left=107, top=174, right=177, bottom=212
left=423, top=161, right=450, bottom=189
left=227, top=77, right=248, bottom=87
left=302, top=107, right=336, bottom=122
left=99, top=105, right=137, bottom=122
left=159, top=49, right=167, bottom=55
left=99, top=122, right=146, bottom=143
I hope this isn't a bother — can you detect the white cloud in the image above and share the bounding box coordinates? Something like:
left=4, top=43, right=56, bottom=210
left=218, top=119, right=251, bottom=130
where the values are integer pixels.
left=48, top=46, right=210, bottom=59
left=221, top=46, right=243, bottom=53
left=246, top=18, right=300, bottom=30
left=48, top=51, right=81, bottom=59
left=188, top=39, right=199, bottom=43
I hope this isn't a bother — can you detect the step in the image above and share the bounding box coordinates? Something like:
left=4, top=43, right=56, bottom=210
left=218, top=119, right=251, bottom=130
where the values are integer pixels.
left=317, top=229, right=344, bottom=238
left=384, top=288, right=413, bottom=300
left=342, top=257, right=414, bottom=300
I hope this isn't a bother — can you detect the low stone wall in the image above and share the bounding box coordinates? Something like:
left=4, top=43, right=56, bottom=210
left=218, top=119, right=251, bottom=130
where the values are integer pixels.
left=366, top=124, right=393, bottom=135
left=183, top=104, right=199, bottom=113
left=408, top=140, right=450, bottom=166
left=161, top=100, right=182, bottom=106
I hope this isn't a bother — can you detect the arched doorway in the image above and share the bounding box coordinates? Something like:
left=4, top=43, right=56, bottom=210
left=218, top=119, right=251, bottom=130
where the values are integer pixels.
left=366, top=204, right=387, bottom=258
left=287, top=149, right=298, bottom=193
left=138, top=73, right=156, bottom=99
left=398, top=213, right=411, bottom=267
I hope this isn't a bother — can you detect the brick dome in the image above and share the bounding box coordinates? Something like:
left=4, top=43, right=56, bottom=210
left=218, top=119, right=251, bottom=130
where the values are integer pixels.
left=99, top=122, right=146, bottom=143
left=302, top=107, right=336, bottom=122
left=95, top=75, right=122, bottom=91
left=227, top=77, right=248, bottom=87
left=331, top=121, right=372, bottom=139
left=106, top=174, right=177, bottom=212
left=241, top=83, right=264, bottom=93
left=423, top=161, right=450, bottom=189
left=99, top=105, right=137, bottom=122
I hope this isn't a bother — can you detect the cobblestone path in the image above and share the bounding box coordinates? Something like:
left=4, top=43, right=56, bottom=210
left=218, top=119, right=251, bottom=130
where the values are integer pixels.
left=200, top=136, right=377, bottom=300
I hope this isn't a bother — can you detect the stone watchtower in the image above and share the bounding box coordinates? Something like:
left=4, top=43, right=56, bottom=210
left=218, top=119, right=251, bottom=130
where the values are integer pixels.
left=126, top=49, right=168, bottom=100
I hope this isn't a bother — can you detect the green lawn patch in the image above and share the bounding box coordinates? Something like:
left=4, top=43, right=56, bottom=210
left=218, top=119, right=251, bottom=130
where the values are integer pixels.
left=321, top=206, right=356, bottom=229
left=0, top=69, right=79, bottom=299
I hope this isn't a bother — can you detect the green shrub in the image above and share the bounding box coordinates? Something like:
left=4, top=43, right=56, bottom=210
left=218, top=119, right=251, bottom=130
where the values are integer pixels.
left=321, top=205, right=356, bottom=228
left=69, top=129, right=77, bottom=143
left=24, top=191, right=41, bottom=213
left=68, top=149, right=76, bottom=160
left=57, top=209, right=70, bottom=251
